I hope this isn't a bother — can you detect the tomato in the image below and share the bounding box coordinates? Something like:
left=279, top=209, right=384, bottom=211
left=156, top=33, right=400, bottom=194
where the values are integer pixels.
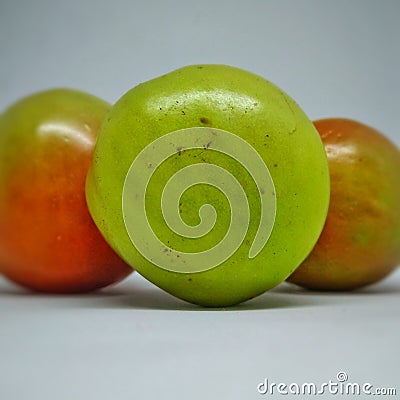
left=0, top=89, right=133, bottom=293
left=288, top=118, right=400, bottom=290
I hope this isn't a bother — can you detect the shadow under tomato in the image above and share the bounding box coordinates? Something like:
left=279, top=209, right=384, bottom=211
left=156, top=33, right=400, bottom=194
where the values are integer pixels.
left=7, top=268, right=397, bottom=311
left=90, top=280, right=318, bottom=311
left=275, top=274, right=400, bottom=296
left=0, top=275, right=316, bottom=311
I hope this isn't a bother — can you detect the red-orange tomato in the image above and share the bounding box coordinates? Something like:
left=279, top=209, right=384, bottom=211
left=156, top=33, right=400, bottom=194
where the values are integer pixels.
left=0, top=89, right=133, bottom=293
left=288, top=118, right=400, bottom=290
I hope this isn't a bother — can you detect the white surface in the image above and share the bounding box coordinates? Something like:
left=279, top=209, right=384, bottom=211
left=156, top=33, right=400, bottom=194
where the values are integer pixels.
left=0, top=1, right=399, bottom=399
left=0, top=271, right=399, bottom=400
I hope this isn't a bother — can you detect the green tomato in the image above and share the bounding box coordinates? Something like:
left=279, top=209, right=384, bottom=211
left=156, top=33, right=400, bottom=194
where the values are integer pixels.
left=86, top=64, right=330, bottom=306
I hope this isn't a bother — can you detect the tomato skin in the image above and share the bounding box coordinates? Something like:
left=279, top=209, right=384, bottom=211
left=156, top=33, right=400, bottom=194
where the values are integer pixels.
left=288, top=118, right=400, bottom=290
left=0, top=89, right=133, bottom=293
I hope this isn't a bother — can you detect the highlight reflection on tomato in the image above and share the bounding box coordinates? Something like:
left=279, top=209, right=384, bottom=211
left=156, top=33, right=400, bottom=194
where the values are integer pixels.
left=288, top=118, right=400, bottom=290
left=0, top=89, right=133, bottom=293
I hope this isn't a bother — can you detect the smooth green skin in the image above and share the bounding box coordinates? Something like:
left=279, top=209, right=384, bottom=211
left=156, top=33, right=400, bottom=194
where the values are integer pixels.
left=86, top=64, right=330, bottom=307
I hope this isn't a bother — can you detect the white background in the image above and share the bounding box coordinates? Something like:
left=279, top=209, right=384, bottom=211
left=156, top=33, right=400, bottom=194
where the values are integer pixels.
left=0, top=1, right=399, bottom=399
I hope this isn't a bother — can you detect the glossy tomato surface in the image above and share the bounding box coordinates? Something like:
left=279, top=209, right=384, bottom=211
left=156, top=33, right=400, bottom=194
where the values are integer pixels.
left=288, top=118, right=400, bottom=290
left=0, top=89, right=133, bottom=293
